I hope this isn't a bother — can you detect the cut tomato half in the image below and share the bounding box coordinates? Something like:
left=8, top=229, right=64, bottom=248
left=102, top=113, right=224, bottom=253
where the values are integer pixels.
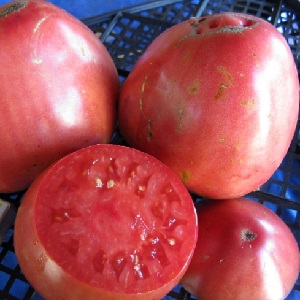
left=14, top=144, right=198, bottom=300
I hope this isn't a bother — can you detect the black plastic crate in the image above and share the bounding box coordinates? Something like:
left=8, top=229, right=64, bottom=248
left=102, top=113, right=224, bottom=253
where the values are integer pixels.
left=1, top=0, right=300, bottom=299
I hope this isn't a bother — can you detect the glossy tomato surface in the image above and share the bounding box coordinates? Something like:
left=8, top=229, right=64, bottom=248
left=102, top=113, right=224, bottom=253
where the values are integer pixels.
left=118, top=12, right=299, bottom=199
left=0, top=0, right=119, bottom=193
left=181, top=198, right=300, bottom=300
left=14, top=144, right=198, bottom=300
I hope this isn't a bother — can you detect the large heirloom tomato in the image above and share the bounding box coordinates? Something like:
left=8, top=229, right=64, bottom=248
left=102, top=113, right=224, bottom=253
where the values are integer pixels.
left=181, top=198, right=300, bottom=300
left=118, top=12, right=299, bottom=199
left=0, top=0, right=119, bottom=193
left=14, top=144, right=198, bottom=300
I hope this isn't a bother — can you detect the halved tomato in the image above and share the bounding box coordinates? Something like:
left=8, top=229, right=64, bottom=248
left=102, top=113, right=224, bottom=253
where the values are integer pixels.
left=14, top=144, right=198, bottom=300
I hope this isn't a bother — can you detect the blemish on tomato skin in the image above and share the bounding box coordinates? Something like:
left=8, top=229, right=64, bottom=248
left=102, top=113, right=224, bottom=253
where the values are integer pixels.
left=187, top=79, right=200, bottom=94
left=178, top=15, right=259, bottom=46
left=218, top=136, right=225, bottom=143
left=0, top=1, right=27, bottom=18
left=217, top=66, right=234, bottom=84
left=176, top=102, right=184, bottom=133
left=189, top=17, right=200, bottom=27
left=240, top=99, right=255, bottom=106
left=241, top=229, right=257, bottom=242
left=196, top=15, right=258, bottom=35
left=181, top=170, right=190, bottom=183
left=213, top=66, right=235, bottom=101
left=141, top=76, right=147, bottom=93
left=147, top=119, right=153, bottom=142
left=235, top=142, right=241, bottom=150
left=214, top=83, right=229, bottom=101
left=230, top=158, right=243, bottom=165
left=140, top=76, right=148, bottom=112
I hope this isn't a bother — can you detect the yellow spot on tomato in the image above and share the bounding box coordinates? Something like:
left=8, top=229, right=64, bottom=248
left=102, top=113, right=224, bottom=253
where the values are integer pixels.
left=177, top=102, right=184, bottom=132
left=235, top=142, right=241, bottom=150
left=214, top=66, right=234, bottom=101
left=214, top=83, right=228, bottom=101
left=217, top=66, right=234, bottom=84
left=187, top=79, right=200, bottom=94
left=241, top=99, right=255, bottom=106
left=181, top=170, right=190, bottom=183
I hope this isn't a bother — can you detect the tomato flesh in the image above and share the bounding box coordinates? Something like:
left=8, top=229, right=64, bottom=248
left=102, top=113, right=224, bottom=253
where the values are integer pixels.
left=15, top=144, right=197, bottom=299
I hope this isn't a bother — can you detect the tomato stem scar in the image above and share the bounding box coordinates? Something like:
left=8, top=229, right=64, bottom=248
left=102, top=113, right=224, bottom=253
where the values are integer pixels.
left=241, top=229, right=257, bottom=242
left=0, top=1, right=27, bottom=18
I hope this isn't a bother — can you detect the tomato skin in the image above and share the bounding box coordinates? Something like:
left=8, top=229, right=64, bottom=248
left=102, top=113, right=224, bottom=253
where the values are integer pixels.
left=118, top=12, right=299, bottom=199
left=14, top=144, right=198, bottom=300
left=0, top=0, right=119, bottom=193
left=180, top=198, right=300, bottom=300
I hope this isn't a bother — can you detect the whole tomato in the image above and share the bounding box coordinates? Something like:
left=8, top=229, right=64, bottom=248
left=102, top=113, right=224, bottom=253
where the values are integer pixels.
left=14, top=144, right=198, bottom=300
left=118, top=12, right=299, bottom=199
left=0, top=0, right=119, bottom=193
left=180, top=198, right=300, bottom=300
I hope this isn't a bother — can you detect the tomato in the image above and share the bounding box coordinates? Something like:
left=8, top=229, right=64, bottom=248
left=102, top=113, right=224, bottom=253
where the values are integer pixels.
left=180, top=198, right=300, bottom=300
left=0, top=0, right=119, bottom=193
left=118, top=12, right=299, bottom=199
left=14, top=144, right=198, bottom=300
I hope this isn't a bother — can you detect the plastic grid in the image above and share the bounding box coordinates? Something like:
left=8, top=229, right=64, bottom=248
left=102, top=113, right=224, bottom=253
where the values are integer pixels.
left=1, top=0, right=300, bottom=299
